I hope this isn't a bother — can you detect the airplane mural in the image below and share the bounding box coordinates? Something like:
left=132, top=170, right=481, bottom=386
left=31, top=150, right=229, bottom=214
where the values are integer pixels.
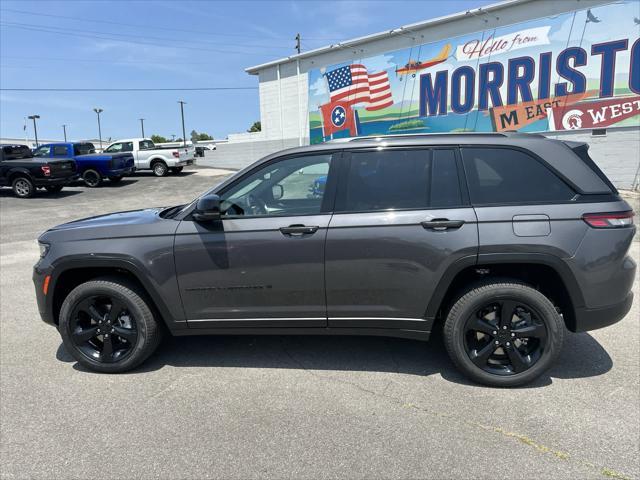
left=395, top=43, right=452, bottom=80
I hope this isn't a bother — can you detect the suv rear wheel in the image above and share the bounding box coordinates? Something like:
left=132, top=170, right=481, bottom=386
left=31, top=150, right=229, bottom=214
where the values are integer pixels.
left=443, top=281, right=564, bottom=387
left=59, top=279, right=162, bottom=373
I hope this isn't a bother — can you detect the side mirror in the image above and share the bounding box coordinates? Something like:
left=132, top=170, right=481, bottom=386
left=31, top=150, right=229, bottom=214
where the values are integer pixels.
left=193, top=194, right=221, bottom=222
left=272, top=184, right=284, bottom=201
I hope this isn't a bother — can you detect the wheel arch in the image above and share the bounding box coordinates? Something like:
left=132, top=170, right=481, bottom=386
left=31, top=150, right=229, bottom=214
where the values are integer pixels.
left=426, top=253, right=584, bottom=332
left=8, top=168, right=34, bottom=183
left=50, top=258, right=177, bottom=332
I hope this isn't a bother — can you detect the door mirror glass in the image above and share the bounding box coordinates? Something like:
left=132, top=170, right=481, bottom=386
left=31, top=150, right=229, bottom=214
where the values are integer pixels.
left=272, top=184, right=284, bottom=200
left=193, top=194, right=221, bottom=222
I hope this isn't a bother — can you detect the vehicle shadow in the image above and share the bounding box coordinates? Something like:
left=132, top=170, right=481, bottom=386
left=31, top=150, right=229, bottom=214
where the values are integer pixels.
left=0, top=189, right=83, bottom=199
left=133, top=171, right=197, bottom=177
left=57, top=328, right=613, bottom=388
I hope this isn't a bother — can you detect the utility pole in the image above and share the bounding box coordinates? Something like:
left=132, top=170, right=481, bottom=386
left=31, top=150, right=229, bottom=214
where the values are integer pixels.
left=295, top=33, right=301, bottom=54
left=93, top=108, right=103, bottom=149
left=139, top=118, right=145, bottom=138
left=28, top=115, right=40, bottom=147
left=62, top=124, right=67, bottom=142
left=177, top=101, right=187, bottom=147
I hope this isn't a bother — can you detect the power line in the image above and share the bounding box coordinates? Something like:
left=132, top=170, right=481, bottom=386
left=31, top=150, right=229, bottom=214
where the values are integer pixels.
left=0, top=56, right=216, bottom=66
left=0, top=7, right=343, bottom=42
left=0, top=87, right=257, bottom=92
left=0, top=22, right=286, bottom=56
left=0, top=19, right=291, bottom=50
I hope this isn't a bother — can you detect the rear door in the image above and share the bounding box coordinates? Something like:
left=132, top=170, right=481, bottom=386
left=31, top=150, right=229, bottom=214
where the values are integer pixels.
left=325, top=147, right=478, bottom=331
left=460, top=147, right=587, bottom=260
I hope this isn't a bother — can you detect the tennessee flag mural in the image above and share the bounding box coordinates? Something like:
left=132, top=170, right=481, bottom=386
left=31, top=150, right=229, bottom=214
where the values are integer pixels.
left=319, top=102, right=358, bottom=137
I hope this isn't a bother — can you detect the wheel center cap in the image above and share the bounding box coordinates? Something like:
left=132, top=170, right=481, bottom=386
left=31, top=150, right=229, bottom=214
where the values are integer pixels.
left=497, top=330, right=511, bottom=342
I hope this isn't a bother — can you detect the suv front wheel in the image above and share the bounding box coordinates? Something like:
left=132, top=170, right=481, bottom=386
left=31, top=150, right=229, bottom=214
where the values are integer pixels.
left=59, top=278, right=162, bottom=373
left=444, top=281, right=564, bottom=387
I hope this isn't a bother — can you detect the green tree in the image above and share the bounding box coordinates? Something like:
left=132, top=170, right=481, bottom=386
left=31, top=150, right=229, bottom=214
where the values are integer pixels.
left=247, top=121, right=261, bottom=133
left=151, top=134, right=168, bottom=143
left=190, top=130, right=214, bottom=142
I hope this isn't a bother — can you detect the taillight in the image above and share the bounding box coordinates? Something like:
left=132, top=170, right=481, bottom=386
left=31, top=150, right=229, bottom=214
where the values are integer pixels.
left=41, top=165, right=51, bottom=176
left=172, top=151, right=180, bottom=158
left=582, top=211, right=634, bottom=228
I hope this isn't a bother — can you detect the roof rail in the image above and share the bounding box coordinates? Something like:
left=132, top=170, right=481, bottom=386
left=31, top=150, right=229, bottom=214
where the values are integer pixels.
left=326, top=131, right=547, bottom=143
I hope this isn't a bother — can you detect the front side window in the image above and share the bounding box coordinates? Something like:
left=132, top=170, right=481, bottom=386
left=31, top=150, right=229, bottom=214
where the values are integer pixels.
left=339, top=148, right=462, bottom=212
left=104, top=143, right=122, bottom=153
left=220, top=154, right=332, bottom=217
left=33, top=145, right=51, bottom=157
left=462, top=148, right=575, bottom=204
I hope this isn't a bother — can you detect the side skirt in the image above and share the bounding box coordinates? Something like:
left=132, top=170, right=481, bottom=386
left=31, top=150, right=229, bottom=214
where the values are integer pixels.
left=173, top=327, right=431, bottom=342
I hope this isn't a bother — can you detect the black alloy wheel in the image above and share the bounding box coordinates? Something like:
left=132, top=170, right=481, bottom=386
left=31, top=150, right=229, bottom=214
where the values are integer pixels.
left=83, top=169, right=102, bottom=187
left=69, top=295, right=138, bottom=363
left=464, top=299, right=547, bottom=375
left=443, top=281, right=564, bottom=387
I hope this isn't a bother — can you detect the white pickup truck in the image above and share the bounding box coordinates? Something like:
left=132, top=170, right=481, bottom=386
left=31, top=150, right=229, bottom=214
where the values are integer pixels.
left=104, top=138, right=195, bottom=176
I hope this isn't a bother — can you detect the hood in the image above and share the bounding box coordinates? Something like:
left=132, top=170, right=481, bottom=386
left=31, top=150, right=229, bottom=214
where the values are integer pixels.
left=39, top=208, right=177, bottom=243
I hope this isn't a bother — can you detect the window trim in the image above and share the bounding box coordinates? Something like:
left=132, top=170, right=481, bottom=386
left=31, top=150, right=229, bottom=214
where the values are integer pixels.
left=334, top=146, right=470, bottom=215
left=460, top=145, right=578, bottom=207
left=206, top=150, right=343, bottom=220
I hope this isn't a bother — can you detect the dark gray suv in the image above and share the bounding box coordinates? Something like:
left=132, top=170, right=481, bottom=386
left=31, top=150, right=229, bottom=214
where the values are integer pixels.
left=33, top=133, right=636, bottom=386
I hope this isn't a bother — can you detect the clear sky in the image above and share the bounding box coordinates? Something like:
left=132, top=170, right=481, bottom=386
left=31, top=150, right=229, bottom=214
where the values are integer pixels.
left=0, top=0, right=494, bottom=142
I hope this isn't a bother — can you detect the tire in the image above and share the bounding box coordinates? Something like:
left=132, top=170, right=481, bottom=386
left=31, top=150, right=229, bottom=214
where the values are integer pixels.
left=83, top=169, right=102, bottom=188
left=59, top=279, right=162, bottom=373
left=12, top=176, right=35, bottom=198
left=108, top=175, right=123, bottom=183
left=45, top=185, right=63, bottom=194
left=170, top=167, right=184, bottom=174
left=152, top=161, right=168, bottom=177
left=443, top=280, right=564, bottom=387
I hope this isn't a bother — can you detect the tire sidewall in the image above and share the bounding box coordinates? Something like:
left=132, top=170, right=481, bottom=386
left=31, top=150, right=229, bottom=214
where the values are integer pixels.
left=83, top=169, right=102, bottom=187
left=445, top=284, right=564, bottom=387
left=59, top=282, right=155, bottom=373
left=12, top=176, right=34, bottom=198
left=152, top=162, right=167, bottom=177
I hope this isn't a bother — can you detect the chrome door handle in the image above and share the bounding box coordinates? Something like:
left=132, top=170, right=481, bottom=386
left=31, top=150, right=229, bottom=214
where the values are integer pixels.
left=421, top=219, right=465, bottom=231
left=279, top=225, right=319, bottom=236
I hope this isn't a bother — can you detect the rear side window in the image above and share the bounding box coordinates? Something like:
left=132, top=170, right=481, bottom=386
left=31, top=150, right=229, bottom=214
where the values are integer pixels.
left=461, top=148, right=575, bottom=205
left=53, top=145, right=68, bottom=156
left=74, top=143, right=95, bottom=155
left=139, top=140, right=154, bottom=150
left=339, top=148, right=462, bottom=212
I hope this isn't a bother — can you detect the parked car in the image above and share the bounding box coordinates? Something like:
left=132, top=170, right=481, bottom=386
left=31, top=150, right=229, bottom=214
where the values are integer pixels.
left=194, top=144, right=216, bottom=157
left=1, top=144, right=78, bottom=198
left=34, top=142, right=135, bottom=188
left=104, top=138, right=195, bottom=177
left=34, top=133, right=636, bottom=386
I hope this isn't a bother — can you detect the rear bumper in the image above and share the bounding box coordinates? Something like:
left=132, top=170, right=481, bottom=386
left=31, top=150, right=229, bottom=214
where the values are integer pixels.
left=34, top=175, right=79, bottom=187
left=176, top=159, right=195, bottom=166
left=573, top=292, right=634, bottom=332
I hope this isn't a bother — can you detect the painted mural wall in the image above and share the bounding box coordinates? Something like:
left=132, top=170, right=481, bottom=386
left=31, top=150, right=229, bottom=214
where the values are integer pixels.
left=307, top=1, right=640, bottom=143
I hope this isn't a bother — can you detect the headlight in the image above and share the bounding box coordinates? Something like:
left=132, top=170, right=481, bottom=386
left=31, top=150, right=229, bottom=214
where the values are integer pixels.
left=38, top=242, right=50, bottom=259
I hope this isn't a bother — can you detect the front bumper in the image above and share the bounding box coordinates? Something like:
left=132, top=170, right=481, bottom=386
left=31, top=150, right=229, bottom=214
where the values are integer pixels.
left=573, top=292, right=634, bottom=332
left=32, top=264, right=55, bottom=326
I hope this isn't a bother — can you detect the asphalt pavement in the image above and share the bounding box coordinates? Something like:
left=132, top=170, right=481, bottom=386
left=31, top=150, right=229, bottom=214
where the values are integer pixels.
left=0, top=167, right=638, bottom=479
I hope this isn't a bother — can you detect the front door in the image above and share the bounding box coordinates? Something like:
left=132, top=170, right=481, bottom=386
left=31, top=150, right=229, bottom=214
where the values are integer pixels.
left=325, top=147, right=478, bottom=331
left=174, top=152, right=339, bottom=328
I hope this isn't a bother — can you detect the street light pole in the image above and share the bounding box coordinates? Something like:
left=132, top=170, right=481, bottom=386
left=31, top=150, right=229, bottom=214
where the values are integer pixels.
left=62, top=124, right=67, bottom=142
left=93, top=108, right=103, bottom=149
left=178, top=100, right=187, bottom=147
left=28, top=115, right=40, bottom=147
left=139, top=118, right=145, bottom=138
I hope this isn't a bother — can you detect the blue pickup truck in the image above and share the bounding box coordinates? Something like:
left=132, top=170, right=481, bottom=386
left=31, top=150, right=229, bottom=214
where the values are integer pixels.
left=34, top=142, right=135, bottom=187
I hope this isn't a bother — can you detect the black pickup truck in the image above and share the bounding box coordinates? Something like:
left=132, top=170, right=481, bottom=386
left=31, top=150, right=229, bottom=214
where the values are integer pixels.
left=0, top=144, right=78, bottom=198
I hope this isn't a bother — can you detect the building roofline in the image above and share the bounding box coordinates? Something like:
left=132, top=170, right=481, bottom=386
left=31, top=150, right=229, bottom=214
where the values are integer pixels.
left=244, top=0, right=533, bottom=74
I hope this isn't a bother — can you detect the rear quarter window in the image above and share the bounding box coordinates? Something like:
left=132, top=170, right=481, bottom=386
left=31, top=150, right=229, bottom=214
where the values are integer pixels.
left=461, top=147, right=576, bottom=205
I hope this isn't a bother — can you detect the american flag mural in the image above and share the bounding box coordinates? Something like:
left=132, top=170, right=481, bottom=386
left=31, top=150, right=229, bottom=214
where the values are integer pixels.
left=325, top=64, right=393, bottom=111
